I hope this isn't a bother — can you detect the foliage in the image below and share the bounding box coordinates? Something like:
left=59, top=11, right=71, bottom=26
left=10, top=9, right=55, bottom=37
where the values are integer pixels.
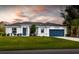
left=61, top=6, right=79, bottom=25
left=0, top=21, right=5, bottom=32
left=65, top=6, right=79, bottom=20
left=0, top=32, right=6, bottom=36
left=71, top=18, right=79, bottom=37
left=30, top=24, right=36, bottom=36
left=0, top=36, right=78, bottom=50
left=61, top=6, right=79, bottom=36
left=71, top=18, right=79, bottom=26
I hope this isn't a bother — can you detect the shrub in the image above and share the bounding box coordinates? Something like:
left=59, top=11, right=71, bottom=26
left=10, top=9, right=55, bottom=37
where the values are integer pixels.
left=0, top=32, right=6, bottom=36
left=30, top=24, right=36, bottom=36
left=2, top=33, right=6, bottom=36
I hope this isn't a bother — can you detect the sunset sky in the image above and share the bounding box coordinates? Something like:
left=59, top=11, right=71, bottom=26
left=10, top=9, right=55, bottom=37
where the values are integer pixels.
left=0, top=5, right=66, bottom=24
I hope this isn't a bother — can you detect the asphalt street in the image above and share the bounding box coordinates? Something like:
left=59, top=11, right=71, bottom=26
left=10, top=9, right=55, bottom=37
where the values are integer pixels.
left=0, top=49, right=79, bottom=54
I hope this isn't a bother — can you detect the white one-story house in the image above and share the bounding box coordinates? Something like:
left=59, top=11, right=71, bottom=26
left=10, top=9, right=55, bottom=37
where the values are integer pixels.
left=5, top=22, right=67, bottom=37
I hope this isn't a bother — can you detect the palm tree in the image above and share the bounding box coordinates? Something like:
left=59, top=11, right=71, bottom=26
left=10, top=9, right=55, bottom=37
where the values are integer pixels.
left=71, top=18, right=79, bottom=37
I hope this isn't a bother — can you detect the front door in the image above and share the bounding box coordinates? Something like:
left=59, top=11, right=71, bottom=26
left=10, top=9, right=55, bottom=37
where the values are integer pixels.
left=23, top=28, right=27, bottom=36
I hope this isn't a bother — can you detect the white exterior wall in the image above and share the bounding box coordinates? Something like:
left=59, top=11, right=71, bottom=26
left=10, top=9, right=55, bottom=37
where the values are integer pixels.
left=5, top=24, right=67, bottom=37
left=37, top=26, right=48, bottom=36
left=5, top=27, right=12, bottom=34
left=5, top=24, right=30, bottom=36
left=5, top=27, right=12, bottom=36
left=37, top=26, right=67, bottom=36
left=17, top=27, right=21, bottom=34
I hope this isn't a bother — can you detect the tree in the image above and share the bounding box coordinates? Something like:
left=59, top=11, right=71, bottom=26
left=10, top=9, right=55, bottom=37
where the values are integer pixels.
left=0, top=21, right=5, bottom=32
left=61, top=5, right=79, bottom=36
left=71, top=18, right=79, bottom=37
left=30, top=24, right=36, bottom=36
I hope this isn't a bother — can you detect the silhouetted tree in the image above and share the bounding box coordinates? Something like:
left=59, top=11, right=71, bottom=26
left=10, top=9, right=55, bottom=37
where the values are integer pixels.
left=61, top=5, right=79, bottom=37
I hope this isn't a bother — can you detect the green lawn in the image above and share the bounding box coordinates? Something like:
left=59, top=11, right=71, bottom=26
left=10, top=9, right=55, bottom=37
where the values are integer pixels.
left=0, top=36, right=79, bottom=50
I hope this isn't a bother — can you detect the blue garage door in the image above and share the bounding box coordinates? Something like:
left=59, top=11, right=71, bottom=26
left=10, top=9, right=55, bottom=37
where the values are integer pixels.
left=49, top=29, right=64, bottom=36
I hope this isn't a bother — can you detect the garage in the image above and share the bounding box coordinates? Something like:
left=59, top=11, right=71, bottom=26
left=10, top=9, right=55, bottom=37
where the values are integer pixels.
left=49, top=29, right=64, bottom=36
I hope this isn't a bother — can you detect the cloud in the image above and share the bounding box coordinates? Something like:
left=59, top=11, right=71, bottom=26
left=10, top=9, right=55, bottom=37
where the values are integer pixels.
left=33, top=6, right=47, bottom=13
left=32, top=16, right=64, bottom=24
left=0, top=5, right=66, bottom=24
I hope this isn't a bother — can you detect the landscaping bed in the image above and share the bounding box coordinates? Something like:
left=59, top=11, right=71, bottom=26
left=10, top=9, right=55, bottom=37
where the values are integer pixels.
left=0, top=36, right=79, bottom=50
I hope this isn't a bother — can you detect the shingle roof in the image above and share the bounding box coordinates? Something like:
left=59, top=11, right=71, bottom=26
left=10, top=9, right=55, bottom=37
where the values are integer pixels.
left=5, top=22, right=66, bottom=26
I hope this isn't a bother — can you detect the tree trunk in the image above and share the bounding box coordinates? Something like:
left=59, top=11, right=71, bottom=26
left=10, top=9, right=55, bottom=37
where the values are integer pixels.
left=67, top=26, right=71, bottom=36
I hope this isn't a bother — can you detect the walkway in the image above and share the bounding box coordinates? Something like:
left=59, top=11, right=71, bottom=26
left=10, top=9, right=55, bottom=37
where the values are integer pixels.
left=57, top=37, right=79, bottom=42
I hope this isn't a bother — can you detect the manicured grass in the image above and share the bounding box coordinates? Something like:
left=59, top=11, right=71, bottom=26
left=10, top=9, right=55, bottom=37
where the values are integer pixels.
left=0, top=36, right=79, bottom=50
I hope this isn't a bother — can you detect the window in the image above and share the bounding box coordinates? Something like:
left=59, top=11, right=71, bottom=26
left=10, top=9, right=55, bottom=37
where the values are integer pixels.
left=12, top=27, right=17, bottom=35
left=41, top=29, right=44, bottom=33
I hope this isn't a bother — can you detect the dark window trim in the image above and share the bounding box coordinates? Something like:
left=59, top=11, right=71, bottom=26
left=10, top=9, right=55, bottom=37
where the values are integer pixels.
left=12, top=27, right=17, bottom=35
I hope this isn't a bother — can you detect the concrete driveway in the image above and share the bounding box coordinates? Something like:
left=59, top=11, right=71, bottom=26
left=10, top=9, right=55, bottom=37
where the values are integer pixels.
left=56, top=37, right=79, bottom=42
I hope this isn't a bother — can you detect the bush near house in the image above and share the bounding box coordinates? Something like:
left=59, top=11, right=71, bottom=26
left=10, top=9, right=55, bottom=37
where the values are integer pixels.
left=30, top=24, right=36, bottom=36
left=0, top=36, right=78, bottom=50
left=0, top=32, right=6, bottom=36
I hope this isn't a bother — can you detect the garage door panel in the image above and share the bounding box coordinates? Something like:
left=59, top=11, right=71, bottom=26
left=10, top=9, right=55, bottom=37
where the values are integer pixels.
left=49, top=29, right=64, bottom=36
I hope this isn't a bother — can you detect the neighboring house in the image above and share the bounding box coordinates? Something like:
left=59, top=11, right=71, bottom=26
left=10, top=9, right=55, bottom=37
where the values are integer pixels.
left=5, top=22, right=67, bottom=37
